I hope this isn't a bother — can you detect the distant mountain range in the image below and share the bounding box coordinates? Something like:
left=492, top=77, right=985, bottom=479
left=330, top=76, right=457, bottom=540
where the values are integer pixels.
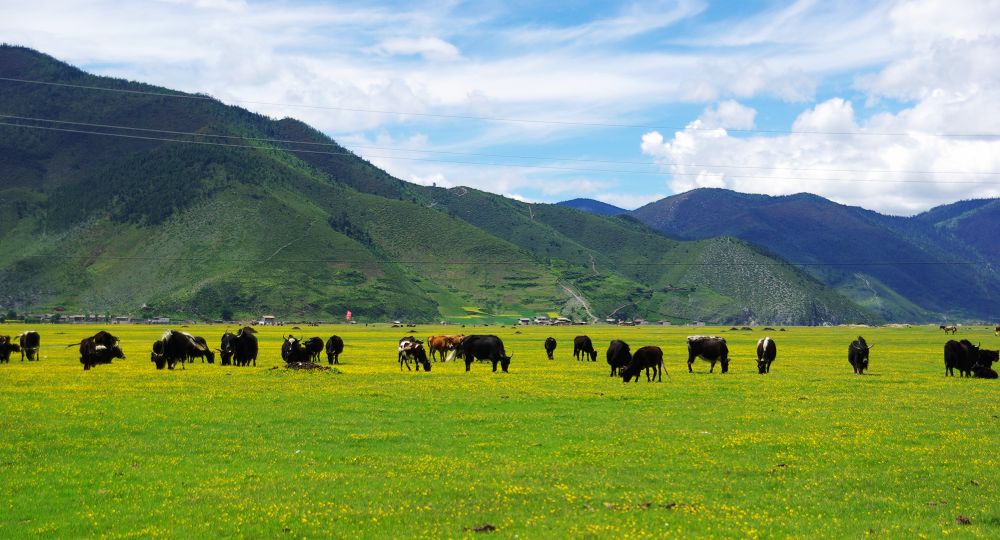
left=0, top=45, right=881, bottom=325
left=562, top=190, right=999, bottom=322
left=556, top=198, right=626, bottom=216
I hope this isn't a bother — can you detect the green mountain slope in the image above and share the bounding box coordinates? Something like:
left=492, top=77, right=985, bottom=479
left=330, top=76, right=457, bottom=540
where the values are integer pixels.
left=630, top=188, right=1000, bottom=322
left=0, top=45, right=878, bottom=324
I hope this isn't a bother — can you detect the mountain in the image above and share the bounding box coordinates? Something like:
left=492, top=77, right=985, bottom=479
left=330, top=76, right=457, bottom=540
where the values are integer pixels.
left=556, top=198, right=626, bottom=216
left=630, top=188, right=1000, bottom=322
left=0, top=45, right=877, bottom=325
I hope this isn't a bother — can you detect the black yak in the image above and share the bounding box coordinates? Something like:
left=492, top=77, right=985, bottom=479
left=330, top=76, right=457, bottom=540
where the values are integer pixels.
left=606, top=339, right=631, bottom=377
left=154, top=330, right=212, bottom=370
left=17, top=331, right=40, bottom=361
left=544, top=337, right=556, bottom=360
left=622, top=346, right=664, bottom=383
left=687, top=336, right=729, bottom=373
left=848, top=336, right=872, bottom=374
left=221, top=327, right=258, bottom=367
left=304, top=337, right=324, bottom=363
left=0, top=335, right=20, bottom=363
left=326, top=335, right=344, bottom=365
left=75, top=331, right=124, bottom=370
left=459, top=335, right=511, bottom=373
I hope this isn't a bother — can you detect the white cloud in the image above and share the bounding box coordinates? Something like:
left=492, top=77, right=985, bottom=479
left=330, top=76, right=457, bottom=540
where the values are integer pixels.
left=369, top=37, right=461, bottom=61
left=699, top=100, right=757, bottom=130
left=642, top=101, right=1000, bottom=215
left=639, top=1, right=1000, bottom=215
left=4, top=0, right=998, bottom=214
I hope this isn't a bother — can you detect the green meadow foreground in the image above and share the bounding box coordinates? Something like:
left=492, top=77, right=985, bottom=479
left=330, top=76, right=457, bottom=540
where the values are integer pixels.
left=1, top=324, right=998, bottom=538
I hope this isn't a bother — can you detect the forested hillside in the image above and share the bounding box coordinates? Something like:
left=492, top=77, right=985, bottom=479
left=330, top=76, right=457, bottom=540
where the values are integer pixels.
left=0, top=45, right=878, bottom=324
left=630, top=188, right=1000, bottom=322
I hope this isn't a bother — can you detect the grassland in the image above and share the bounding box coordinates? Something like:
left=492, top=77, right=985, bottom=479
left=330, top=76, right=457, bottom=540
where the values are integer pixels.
left=1, top=323, right=998, bottom=538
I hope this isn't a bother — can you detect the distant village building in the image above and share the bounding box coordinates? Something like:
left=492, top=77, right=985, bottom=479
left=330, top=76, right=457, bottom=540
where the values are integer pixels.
left=517, top=318, right=532, bottom=325
left=149, top=317, right=170, bottom=324
left=68, top=314, right=87, bottom=323
left=260, top=315, right=277, bottom=326
left=112, top=316, right=131, bottom=324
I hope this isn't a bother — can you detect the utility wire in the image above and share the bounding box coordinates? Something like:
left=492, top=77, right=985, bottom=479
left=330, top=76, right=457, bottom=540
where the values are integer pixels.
left=2, top=76, right=998, bottom=138
left=1, top=112, right=996, bottom=177
left=13, top=254, right=994, bottom=267
left=2, top=120, right=998, bottom=185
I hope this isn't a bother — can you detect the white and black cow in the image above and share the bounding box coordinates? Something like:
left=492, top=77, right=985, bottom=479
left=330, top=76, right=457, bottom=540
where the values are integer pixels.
left=398, top=336, right=431, bottom=372
left=459, top=335, right=511, bottom=372
left=756, top=337, right=777, bottom=374
left=154, top=330, right=212, bottom=370
left=622, top=346, right=664, bottom=383
left=17, top=331, right=40, bottom=361
left=606, top=339, right=631, bottom=377
left=848, top=336, right=872, bottom=375
left=282, top=336, right=313, bottom=365
left=687, top=336, right=729, bottom=373
left=573, top=335, right=597, bottom=362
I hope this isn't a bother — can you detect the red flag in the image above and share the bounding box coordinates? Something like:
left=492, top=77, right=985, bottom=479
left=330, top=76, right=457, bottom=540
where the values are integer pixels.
left=345, top=310, right=352, bottom=321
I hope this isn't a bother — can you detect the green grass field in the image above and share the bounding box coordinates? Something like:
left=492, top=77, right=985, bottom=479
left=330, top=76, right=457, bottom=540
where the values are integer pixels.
left=1, top=323, right=998, bottom=538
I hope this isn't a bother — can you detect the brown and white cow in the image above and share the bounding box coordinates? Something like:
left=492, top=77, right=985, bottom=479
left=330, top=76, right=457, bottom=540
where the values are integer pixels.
left=427, top=334, right=464, bottom=362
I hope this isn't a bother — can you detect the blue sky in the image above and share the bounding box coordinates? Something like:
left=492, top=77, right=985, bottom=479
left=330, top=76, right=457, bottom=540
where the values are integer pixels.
left=2, top=0, right=998, bottom=214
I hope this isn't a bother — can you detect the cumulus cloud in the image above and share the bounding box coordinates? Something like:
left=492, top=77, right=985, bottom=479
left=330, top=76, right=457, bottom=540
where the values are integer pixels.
left=642, top=100, right=1000, bottom=215
left=640, top=1, right=1000, bottom=215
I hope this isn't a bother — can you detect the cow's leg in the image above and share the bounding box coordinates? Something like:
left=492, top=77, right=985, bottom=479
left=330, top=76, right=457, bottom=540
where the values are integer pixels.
left=687, top=353, right=694, bottom=372
left=465, top=359, right=472, bottom=372
left=709, top=360, right=715, bottom=373
left=656, top=363, right=662, bottom=382
left=492, top=360, right=498, bottom=372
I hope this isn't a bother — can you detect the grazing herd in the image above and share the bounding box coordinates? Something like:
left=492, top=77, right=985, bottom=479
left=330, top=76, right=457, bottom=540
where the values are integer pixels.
left=1, top=327, right=998, bottom=384
left=943, top=339, right=999, bottom=378
left=0, top=331, right=41, bottom=363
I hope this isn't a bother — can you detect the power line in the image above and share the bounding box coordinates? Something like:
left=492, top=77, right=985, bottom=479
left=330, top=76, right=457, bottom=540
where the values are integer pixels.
left=3, top=120, right=999, bottom=186
left=13, top=253, right=994, bottom=267
left=2, top=112, right=996, bottom=177
left=2, top=76, right=998, bottom=138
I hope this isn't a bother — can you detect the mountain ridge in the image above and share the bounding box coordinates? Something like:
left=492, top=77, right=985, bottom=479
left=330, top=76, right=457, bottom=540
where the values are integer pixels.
left=0, top=45, right=878, bottom=324
left=629, top=188, right=999, bottom=321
